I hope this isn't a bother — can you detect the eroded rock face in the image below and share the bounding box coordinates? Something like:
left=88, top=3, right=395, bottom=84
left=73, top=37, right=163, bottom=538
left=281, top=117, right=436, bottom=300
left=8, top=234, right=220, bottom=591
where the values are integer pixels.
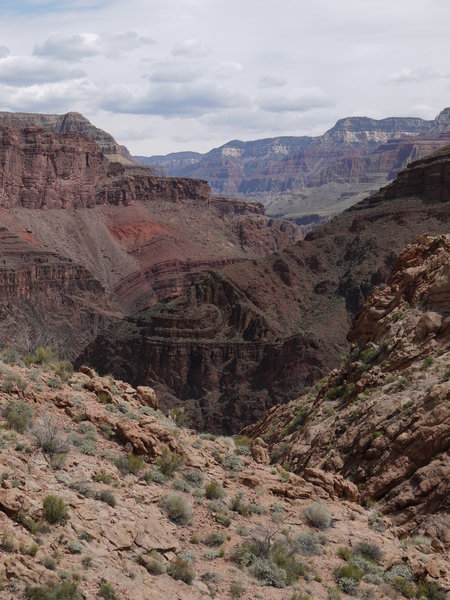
left=245, top=235, right=450, bottom=543
left=81, top=146, right=450, bottom=432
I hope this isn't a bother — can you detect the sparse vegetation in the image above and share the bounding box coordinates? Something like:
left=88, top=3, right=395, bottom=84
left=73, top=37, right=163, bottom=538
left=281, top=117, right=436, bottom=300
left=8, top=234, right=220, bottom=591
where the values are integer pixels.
left=304, top=502, right=332, bottom=529
left=155, top=446, right=185, bottom=477
left=167, top=557, right=195, bottom=584
left=205, top=480, right=225, bottom=499
left=42, top=495, right=68, bottom=524
left=159, top=492, right=193, bottom=525
left=98, top=581, right=118, bottom=600
left=25, top=580, right=83, bottom=600
left=114, top=452, right=145, bottom=475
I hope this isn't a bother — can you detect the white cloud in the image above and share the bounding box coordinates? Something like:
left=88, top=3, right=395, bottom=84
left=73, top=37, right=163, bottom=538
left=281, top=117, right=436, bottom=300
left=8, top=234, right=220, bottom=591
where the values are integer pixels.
left=386, top=67, right=450, bottom=84
left=0, top=56, right=85, bottom=86
left=258, top=87, right=331, bottom=113
left=0, top=46, right=10, bottom=59
left=146, top=60, right=200, bottom=84
left=172, top=38, right=210, bottom=58
left=0, top=80, right=95, bottom=112
left=258, top=76, right=287, bottom=89
left=214, top=61, right=243, bottom=78
left=34, top=31, right=155, bottom=61
left=101, top=81, right=246, bottom=117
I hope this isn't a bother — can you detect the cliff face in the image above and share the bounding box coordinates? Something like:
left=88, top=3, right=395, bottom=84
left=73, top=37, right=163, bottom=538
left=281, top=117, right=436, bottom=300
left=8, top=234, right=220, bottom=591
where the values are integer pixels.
left=141, top=108, right=450, bottom=218
left=0, top=110, right=135, bottom=164
left=80, top=146, right=450, bottom=433
left=245, top=235, right=450, bottom=544
left=0, top=120, right=299, bottom=357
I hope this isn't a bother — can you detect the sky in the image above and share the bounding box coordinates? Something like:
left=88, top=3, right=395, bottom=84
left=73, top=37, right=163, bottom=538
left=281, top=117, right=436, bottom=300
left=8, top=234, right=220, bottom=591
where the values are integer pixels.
left=0, top=0, right=449, bottom=155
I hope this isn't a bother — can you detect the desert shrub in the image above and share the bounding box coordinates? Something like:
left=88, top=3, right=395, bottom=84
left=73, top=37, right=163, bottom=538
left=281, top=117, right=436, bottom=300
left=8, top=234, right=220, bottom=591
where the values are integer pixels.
left=42, top=495, right=68, bottom=524
left=250, top=557, right=287, bottom=588
left=337, top=546, right=351, bottom=560
left=23, top=346, right=57, bottom=367
left=327, top=589, right=342, bottom=600
left=416, top=580, right=447, bottom=600
left=42, top=556, right=57, bottom=570
left=353, top=541, right=382, bottom=562
left=422, top=356, right=434, bottom=369
left=71, top=434, right=97, bottom=456
left=34, top=415, right=70, bottom=456
left=160, top=492, right=192, bottom=525
left=167, top=557, right=195, bottom=584
left=25, top=580, right=83, bottom=600
left=70, top=480, right=93, bottom=498
left=230, top=493, right=250, bottom=517
left=336, top=576, right=359, bottom=595
left=182, top=468, right=204, bottom=487
left=97, top=490, right=116, bottom=508
left=3, top=400, right=33, bottom=433
left=114, top=452, right=144, bottom=475
left=53, top=360, right=73, bottom=381
left=223, top=452, right=243, bottom=472
left=215, top=511, right=231, bottom=527
left=293, top=532, right=322, bottom=556
left=144, top=468, right=165, bottom=484
left=92, top=472, right=115, bottom=485
left=20, top=542, right=39, bottom=556
left=384, top=564, right=413, bottom=582
left=360, top=347, right=378, bottom=364
left=77, top=422, right=97, bottom=439
left=98, top=582, right=118, bottom=600
left=326, top=386, right=345, bottom=401
left=66, top=540, right=83, bottom=554
left=204, top=531, right=225, bottom=546
left=205, top=480, right=225, bottom=500
left=1, top=532, right=15, bottom=552
left=172, top=477, right=191, bottom=492
left=285, top=407, right=309, bottom=434
left=304, top=502, right=332, bottom=529
left=144, top=550, right=166, bottom=575
left=334, top=564, right=364, bottom=582
left=156, top=446, right=185, bottom=477
left=230, top=581, right=246, bottom=599
left=204, top=548, right=224, bottom=560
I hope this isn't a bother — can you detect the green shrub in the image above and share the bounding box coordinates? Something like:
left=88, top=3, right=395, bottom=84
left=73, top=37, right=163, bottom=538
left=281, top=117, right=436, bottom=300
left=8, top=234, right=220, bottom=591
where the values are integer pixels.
left=1, top=532, right=15, bottom=552
left=326, top=386, right=345, bottom=401
left=337, top=546, right=351, bottom=560
left=354, top=541, right=382, bottom=563
left=159, top=493, right=192, bottom=525
left=99, top=581, right=118, bottom=600
left=230, top=492, right=250, bottom=517
left=416, top=580, right=447, bottom=600
left=3, top=400, right=33, bottom=432
left=336, top=576, right=359, bottom=595
left=250, top=557, right=287, bottom=588
left=21, top=542, right=39, bottom=556
left=156, top=446, right=185, bottom=477
left=294, top=532, right=322, bottom=556
left=25, top=580, right=83, bottom=600
left=34, top=415, right=70, bottom=456
left=23, top=346, right=57, bottom=367
left=422, top=356, right=434, bottom=369
left=114, top=452, right=144, bottom=475
left=92, top=472, right=115, bottom=485
left=167, top=557, right=195, bottom=584
left=334, top=563, right=364, bottom=582
left=182, top=468, right=204, bottom=487
left=304, top=502, right=332, bottom=529
left=66, top=540, right=83, bottom=554
left=204, top=531, right=225, bottom=546
left=285, top=407, right=309, bottom=434
left=327, top=588, right=342, bottom=600
left=230, top=581, right=246, bottom=599
left=97, top=490, right=116, bottom=507
left=223, top=452, right=243, bottom=472
left=215, top=511, right=231, bottom=527
left=205, top=480, right=225, bottom=500
left=144, top=551, right=166, bottom=575
left=53, top=361, right=73, bottom=381
left=42, top=495, right=68, bottom=524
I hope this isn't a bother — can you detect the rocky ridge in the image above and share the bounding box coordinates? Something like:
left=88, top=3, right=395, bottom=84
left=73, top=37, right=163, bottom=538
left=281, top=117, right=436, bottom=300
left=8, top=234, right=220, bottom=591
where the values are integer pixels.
left=81, top=145, right=450, bottom=432
left=140, top=108, right=450, bottom=219
left=0, top=121, right=299, bottom=356
left=0, top=356, right=448, bottom=599
left=244, top=234, right=450, bottom=546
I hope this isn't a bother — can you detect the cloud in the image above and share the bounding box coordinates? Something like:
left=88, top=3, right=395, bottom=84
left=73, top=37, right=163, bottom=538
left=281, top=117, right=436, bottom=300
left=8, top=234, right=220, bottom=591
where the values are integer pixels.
left=101, top=82, right=246, bottom=117
left=0, top=46, right=10, bottom=59
left=0, top=56, right=85, bottom=86
left=0, top=79, right=95, bottom=112
left=0, top=0, right=111, bottom=15
left=258, top=87, right=331, bottom=113
left=34, top=31, right=155, bottom=61
left=258, top=76, right=287, bottom=89
left=214, top=61, right=243, bottom=78
left=146, top=60, right=200, bottom=84
left=172, top=38, right=210, bottom=58
left=385, top=67, right=450, bottom=83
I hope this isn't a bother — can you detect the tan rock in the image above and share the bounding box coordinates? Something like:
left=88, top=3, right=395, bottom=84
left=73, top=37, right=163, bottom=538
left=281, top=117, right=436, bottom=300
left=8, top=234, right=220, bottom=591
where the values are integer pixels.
left=251, top=437, right=270, bottom=465
left=136, top=386, right=158, bottom=410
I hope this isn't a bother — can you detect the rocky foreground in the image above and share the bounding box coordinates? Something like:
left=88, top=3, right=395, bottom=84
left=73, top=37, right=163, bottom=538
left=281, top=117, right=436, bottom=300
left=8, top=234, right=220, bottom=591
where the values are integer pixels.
left=0, top=362, right=448, bottom=599
left=0, top=236, right=449, bottom=600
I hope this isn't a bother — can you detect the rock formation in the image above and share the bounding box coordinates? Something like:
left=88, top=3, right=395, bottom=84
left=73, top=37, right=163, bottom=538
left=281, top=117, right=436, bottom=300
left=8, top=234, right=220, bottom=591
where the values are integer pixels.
left=245, top=234, right=450, bottom=545
left=140, top=108, right=450, bottom=219
left=0, top=117, right=299, bottom=357
left=81, top=145, right=450, bottom=432
left=0, top=358, right=448, bottom=598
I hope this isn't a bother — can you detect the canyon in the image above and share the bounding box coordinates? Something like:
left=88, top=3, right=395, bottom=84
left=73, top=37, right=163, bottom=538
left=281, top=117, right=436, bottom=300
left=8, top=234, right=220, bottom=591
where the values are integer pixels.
left=141, top=108, right=450, bottom=221
left=82, top=143, right=450, bottom=432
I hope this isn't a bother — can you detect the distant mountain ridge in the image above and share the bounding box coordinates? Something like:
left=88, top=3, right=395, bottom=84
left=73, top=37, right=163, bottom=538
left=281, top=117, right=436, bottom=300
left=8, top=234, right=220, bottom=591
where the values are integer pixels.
left=138, top=108, right=450, bottom=218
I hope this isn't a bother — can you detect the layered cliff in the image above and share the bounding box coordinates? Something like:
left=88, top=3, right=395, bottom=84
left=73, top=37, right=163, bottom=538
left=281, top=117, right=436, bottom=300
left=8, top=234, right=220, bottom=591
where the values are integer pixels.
left=245, top=234, right=450, bottom=544
left=142, top=108, right=450, bottom=219
left=0, top=119, right=299, bottom=356
left=80, top=145, right=450, bottom=432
